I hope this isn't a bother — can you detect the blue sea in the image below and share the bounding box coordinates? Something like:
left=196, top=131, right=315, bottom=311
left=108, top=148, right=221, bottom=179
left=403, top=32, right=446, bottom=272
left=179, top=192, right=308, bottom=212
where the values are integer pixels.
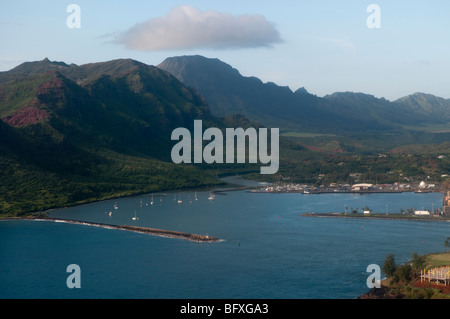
left=1, top=178, right=448, bottom=299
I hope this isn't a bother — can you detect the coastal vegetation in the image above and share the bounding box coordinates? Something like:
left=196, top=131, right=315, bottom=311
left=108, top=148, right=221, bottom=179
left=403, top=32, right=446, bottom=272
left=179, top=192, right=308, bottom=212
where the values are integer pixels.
left=0, top=148, right=221, bottom=217
left=364, top=251, right=450, bottom=299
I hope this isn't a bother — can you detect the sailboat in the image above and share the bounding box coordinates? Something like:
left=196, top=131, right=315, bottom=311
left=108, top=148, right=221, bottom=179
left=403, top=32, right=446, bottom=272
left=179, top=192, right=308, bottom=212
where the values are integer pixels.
left=195, top=192, right=198, bottom=201
left=132, top=210, right=139, bottom=221
left=150, top=194, right=154, bottom=205
left=174, top=193, right=183, bottom=204
left=114, top=202, right=118, bottom=210
left=208, top=192, right=215, bottom=201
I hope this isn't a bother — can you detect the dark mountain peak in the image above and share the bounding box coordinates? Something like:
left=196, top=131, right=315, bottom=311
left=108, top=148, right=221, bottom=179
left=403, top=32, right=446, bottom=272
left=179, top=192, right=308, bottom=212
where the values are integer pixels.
left=80, top=58, right=147, bottom=73
left=411, top=91, right=428, bottom=96
left=7, top=58, right=71, bottom=77
left=393, top=92, right=450, bottom=119
left=325, top=91, right=372, bottom=98
left=1, top=58, right=161, bottom=87
left=411, top=92, right=437, bottom=97
left=158, top=55, right=241, bottom=82
left=294, top=87, right=309, bottom=95
left=160, top=55, right=227, bottom=66
left=324, top=91, right=391, bottom=104
left=396, top=92, right=447, bottom=102
left=163, top=55, right=237, bottom=75
left=264, top=81, right=293, bottom=94
left=43, top=58, right=69, bottom=67
left=70, top=58, right=151, bottom=84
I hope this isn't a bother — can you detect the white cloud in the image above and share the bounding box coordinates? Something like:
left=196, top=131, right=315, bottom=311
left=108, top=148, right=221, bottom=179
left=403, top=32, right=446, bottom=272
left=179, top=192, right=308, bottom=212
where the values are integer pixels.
left=115, top=5, right=282, bottom=51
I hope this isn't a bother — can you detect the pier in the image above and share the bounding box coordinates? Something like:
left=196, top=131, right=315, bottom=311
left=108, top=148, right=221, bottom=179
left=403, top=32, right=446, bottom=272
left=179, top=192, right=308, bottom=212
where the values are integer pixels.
left=301, top=212, right=450, bottom=222
left=421, top=267, right=450, bottom=286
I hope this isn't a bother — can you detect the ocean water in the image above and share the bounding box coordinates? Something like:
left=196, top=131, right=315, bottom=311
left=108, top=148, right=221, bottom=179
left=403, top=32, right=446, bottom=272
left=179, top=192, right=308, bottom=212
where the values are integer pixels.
left=1, top=182, right=448, bottom=299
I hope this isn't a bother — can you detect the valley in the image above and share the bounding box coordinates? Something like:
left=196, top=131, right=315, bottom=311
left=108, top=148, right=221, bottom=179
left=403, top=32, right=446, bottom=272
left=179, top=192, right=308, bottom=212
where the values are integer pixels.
left=0, top=56, right=449, bottom=217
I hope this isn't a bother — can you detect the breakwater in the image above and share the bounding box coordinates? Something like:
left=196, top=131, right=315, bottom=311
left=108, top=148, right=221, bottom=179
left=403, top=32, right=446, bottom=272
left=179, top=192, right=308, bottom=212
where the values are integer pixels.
left=301, top=212, right=450, bottom=222
left=2, top=217, right=221, bottom=243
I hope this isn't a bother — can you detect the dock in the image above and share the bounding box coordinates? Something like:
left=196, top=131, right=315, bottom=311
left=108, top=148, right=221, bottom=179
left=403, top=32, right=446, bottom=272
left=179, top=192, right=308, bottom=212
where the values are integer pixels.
left=301, top=212, right=450, bottom=222
left=421, top=267, right=450, bottom=286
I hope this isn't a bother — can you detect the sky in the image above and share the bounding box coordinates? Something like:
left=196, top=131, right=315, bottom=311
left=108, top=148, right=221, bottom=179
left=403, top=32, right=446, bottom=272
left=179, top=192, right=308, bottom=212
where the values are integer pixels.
left=1, top=0, right=449, bottom=101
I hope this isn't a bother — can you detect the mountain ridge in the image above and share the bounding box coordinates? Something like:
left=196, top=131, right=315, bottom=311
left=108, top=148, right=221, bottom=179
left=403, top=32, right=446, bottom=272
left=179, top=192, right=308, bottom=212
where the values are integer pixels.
left=158, top=55, right=450, bottom=132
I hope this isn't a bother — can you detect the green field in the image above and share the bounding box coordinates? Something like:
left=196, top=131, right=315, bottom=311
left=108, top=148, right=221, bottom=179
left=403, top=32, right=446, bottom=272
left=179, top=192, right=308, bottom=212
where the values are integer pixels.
left=401, top=122, right=450, bottom=133
left=426, top=252, right=450, bottom=268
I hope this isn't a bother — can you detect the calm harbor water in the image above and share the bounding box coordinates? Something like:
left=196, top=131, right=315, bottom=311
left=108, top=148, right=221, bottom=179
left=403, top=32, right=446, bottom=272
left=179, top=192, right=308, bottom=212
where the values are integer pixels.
left=1, top=179, right=448, bottom=299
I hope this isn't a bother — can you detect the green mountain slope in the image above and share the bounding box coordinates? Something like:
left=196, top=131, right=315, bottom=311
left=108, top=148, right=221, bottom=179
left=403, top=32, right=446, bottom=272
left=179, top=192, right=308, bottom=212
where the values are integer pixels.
left=158, top=55, right=450, bottom=153
left=0, top=59, right=221, bottom=216
left=393, top=92, right=450, bottom=125
left=158, top=55, right=342, bottom=132
left=158, top=55, right=450, bottom=130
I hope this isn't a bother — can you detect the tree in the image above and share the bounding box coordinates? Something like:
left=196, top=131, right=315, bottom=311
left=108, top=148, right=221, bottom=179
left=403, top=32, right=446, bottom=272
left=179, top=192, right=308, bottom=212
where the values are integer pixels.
left=396, top=264, right=412, bottom=282
left=411, top=252, right=426, bottom=276
left=382, top=253, right=397, bottom=278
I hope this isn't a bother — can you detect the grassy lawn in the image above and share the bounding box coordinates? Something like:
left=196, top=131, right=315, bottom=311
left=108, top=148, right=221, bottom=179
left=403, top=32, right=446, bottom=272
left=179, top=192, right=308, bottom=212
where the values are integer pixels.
left=375, top=251, right=450, bottom=299
left=425, top=252, right=450, bottom=268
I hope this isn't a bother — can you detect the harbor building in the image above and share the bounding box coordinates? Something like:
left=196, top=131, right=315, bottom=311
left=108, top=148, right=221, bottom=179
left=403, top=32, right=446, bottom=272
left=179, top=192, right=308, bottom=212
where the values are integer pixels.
left=444, top=191, right=450, bottom=217
left=351, top=183, right=373, bottom=191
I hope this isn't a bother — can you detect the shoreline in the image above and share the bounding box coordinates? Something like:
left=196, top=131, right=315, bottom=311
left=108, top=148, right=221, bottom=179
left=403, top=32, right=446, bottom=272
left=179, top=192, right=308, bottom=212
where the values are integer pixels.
left=0, top=176, right=250, bottom=219
left=1, top=217, right=222, bottom=243
left=250, top=189, right=442, bottom=195
left=301, top=212, right=450, bottom=222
